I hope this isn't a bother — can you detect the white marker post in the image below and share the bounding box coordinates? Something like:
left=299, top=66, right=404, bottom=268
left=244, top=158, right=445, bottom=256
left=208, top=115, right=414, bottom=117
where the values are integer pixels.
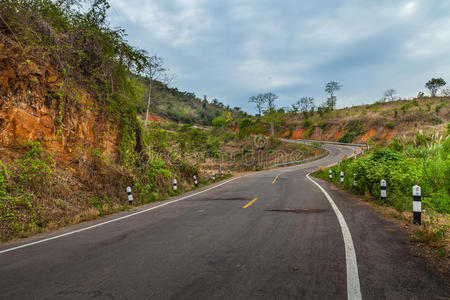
left=173, top=179, right=177, bottom=191
left=126, top=186, right=133, bottom=205
left=413, top=185, right=421, bottom=225
left=193, top=175, right=198, bottom=187
left=212, top=172, right=216, bottom=181
left=353, top=174, right=357, bottom=187
left=329, top=170, right=332, bottom=180
left=340, top=171, right=344, bottom=183
left=227, top=168, right=231, bottom=175
left=220, top=169, right=223, bottom=178
left=380, top=180, right=387, bottom=201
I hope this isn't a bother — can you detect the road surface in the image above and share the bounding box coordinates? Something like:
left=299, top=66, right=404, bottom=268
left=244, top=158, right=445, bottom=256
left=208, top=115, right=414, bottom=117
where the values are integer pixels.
left=0, top=143, right=448, bottom=299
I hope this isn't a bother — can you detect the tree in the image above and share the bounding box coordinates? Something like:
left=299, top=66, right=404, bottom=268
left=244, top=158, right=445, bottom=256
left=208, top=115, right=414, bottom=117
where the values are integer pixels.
left=324, top=81, right=342, bottom=110
left=382, top=88, right=397, bottom=102
left=264, top=92, right=278, bottom=112
left=249, top=94, right=266, bottom=116
left=298, top=97, right=315, bottom=113
left=144, top=55, right=166, bottom=127
left=442, top=88, right=450, bottom=97
left=425, top=78, right=446, bottom=97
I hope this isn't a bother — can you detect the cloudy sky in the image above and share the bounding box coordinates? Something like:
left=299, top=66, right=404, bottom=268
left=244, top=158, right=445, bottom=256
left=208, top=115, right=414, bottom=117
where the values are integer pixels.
left=107, top=0, right=450, bottom=113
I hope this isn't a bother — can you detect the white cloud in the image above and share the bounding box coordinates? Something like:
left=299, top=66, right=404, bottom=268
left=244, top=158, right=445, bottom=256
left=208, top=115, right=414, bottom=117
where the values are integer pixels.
left=108, top=0, right=450, bottom=112
left=399, top=1, right=417, bottom=17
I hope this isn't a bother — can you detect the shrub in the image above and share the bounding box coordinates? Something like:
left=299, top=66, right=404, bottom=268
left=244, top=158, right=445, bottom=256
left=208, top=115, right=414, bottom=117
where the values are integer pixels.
left=303, top=119, right=313, bottom=129
left=386, top=122, right=395, bottom=129
left=319, top=136, right=450, bottom=213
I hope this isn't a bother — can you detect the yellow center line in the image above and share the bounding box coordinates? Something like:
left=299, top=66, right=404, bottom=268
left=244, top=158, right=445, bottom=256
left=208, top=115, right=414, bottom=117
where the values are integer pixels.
left=243, top=197, right=258, bottom=208
left=272, top=174, right=280, bottom=184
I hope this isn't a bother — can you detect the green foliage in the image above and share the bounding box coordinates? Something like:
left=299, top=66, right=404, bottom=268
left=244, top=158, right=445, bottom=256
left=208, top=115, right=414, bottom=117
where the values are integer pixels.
left=317, top=136, right=450, bottom=213
left=386, top=122, right=395, bottom=129
left=303, top=119, right=313, bottom=129
left=425, top=78, right=446, bottom=97
left=401, top=103, right=412, bottom=114
left=339, top=120, right=364, bottom=143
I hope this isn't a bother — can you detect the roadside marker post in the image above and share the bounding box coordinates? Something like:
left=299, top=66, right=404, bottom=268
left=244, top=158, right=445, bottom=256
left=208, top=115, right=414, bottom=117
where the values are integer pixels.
left=340, top=171, right=344, bottom=184
left=193, top=175, right=198, bottom=187
left=380, top=180, right=387, bottom=201
left=126, top=186, right=133, bottom=205
left=227, top=168, right=231, bottom=175
left=329, top=170, right=332, bottom=179
left=173, top=179, right=177, bottom=191
left=353, top=174, right=357, bottom=187
left=220, top=169, right=223, bottom=178
left=212, top=172, right=216, bottom=181
left=413, top=185, right=421, bottom=225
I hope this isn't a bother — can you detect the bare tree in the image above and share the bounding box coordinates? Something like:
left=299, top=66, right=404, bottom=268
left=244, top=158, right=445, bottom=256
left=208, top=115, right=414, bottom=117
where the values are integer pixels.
left=441, top=87, right=450, bottom=97
left=249, top=94, right=267, bottom=116
left=144, top=55, right=166, bottom=127
left=382, top=88, right=397, bottom=102
left=264, top=92, right=278, bottom=112
left=298, top=97, right=315, bottom=112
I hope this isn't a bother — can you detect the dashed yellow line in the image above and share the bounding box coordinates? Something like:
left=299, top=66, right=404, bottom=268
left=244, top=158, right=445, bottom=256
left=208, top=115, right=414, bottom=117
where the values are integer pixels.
left=272, top=174, right=280, bottom=184
left=243, top=197, right=258, bottom=208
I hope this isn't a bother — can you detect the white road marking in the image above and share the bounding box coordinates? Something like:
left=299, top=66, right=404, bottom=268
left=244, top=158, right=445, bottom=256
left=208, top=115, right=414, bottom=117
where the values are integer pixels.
left=306, top=173, right=362, bottom=300
left=0, top=177, right=240, bottom=255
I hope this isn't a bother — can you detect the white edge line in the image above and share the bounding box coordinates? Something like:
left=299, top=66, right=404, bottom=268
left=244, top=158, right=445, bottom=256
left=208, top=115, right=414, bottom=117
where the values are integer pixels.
left=0, top=176, right=241, bottom=255
left=306, top=173, right=362, bottom=300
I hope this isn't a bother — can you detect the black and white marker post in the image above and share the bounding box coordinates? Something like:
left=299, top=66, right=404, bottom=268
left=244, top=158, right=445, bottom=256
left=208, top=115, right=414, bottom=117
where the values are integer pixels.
left=353, top=173, right=357, bottom=187
left=329, top=170, right=332, bottom=180
left=126, top=186, right=133, bottom=205
left=227, top=168, right=231, bottom=175
left=173, top=179, right=177, bottom=191
left=193, top=175, right=198, bottom=187
left=380, top=179, right=387, bottom=201
left=212, top=172, right=216, bottom=181
left=340, top=171, right=344, bottom=183
left=413, top=185, right=421, bottom=225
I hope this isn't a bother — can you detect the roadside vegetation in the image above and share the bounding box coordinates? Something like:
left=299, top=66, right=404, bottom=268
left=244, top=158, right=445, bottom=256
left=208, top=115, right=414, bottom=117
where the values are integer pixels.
left=313, top=130, right=450, bottom=261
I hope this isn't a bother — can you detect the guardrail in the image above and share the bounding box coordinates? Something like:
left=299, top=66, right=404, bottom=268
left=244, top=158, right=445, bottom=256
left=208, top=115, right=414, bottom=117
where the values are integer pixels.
left=270, top=150, right=329, bottom=168
left=278, top=138, right=367, bottom=148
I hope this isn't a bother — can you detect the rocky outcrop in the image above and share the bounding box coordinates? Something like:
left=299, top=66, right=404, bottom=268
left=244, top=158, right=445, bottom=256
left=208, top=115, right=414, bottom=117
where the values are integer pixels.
left=0, top=40, right=119, bottom=158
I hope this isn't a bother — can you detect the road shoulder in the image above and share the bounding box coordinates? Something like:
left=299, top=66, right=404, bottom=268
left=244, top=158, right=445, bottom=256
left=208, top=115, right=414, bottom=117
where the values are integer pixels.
left=311, top=177, right=450, bottom=299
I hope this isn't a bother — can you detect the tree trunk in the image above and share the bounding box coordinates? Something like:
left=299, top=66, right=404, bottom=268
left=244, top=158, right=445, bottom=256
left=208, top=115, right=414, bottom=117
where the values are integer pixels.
left=145, top=78, right=152, bottom=127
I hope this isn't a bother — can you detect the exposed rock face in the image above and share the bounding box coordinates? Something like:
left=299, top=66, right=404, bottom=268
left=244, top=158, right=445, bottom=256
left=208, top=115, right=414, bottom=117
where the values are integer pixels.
left=0, top=40, right=119, bottom=158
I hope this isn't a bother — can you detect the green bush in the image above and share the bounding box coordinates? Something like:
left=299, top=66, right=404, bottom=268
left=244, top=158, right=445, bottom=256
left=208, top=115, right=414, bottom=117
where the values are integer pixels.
left=318, top=136, right=450, bottom=213
left=386, top=122, right=395, bottom=129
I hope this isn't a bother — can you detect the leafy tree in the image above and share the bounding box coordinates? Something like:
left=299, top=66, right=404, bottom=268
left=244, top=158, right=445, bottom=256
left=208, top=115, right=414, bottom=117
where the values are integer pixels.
left=324, top=81, right=342, bottom=110
left=425, top=78, right=446, bottom=97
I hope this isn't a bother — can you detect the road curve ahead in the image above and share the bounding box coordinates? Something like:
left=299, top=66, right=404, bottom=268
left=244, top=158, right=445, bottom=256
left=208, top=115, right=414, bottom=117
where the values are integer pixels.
left=0, top=144, right=448, bottom=299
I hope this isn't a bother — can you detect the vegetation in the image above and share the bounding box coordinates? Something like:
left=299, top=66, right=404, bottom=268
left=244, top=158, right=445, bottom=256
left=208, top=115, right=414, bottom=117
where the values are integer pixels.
left=425, top=78, right=446, bottom=97
left=314, top=134, right=449, bottom=214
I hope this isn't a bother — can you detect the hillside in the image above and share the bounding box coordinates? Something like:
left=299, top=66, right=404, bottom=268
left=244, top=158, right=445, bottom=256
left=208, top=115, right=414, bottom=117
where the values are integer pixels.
left=273, top=97, right=448, bottom=144
left=138, top=78, right=246, bottom=125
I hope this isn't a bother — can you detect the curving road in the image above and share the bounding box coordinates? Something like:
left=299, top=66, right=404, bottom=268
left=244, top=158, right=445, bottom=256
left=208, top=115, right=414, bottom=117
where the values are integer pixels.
left=0, top=143, right=448, bottom=299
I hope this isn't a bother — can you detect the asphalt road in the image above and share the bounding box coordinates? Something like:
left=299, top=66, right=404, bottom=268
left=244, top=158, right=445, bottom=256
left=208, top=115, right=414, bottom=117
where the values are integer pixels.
left=0, top=143, right=448, bottom=299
